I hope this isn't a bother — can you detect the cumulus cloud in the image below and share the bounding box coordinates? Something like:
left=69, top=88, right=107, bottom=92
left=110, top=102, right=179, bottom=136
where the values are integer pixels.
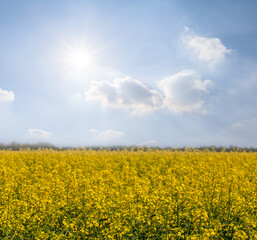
left=0, top=88, right=15, bottom=104
left=90, top=129, right=125, bottom=141
left=28, top=129, right=52, bottom=139
left=183, top=31, right=232, bottom=67
left=84, top=71, right=212, bottom=114
left=85, top=77, right=163, bottom=114
left=159, top=70, right=212, bottom=112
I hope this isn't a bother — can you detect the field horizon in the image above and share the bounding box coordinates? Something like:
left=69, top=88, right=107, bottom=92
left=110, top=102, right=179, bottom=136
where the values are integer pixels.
left=1, top=142, right=257, bottom=152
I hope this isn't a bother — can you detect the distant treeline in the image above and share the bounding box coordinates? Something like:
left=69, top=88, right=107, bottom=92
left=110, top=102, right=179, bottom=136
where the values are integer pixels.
left=0, top=141, right=257, bottom=152
left=0, top=142, right=57, bottom=151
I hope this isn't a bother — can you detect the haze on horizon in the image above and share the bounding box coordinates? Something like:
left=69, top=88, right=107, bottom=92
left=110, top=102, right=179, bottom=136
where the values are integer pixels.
left=1, top=0, right=257, bottom=147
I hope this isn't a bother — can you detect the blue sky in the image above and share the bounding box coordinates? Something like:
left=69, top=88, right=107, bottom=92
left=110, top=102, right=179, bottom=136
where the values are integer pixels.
left=1, top=0, right=257, bottom=147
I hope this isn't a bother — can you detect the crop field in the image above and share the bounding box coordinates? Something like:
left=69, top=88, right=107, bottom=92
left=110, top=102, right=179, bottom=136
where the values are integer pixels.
left=0, top=149, right=257, bottom=239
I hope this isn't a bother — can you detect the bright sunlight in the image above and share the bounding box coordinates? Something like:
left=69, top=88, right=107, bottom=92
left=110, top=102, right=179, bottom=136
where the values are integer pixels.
left=68, top=47, right=93, bottom=73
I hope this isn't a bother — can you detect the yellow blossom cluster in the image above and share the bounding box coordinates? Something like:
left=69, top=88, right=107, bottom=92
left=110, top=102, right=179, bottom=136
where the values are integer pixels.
left=0, top=148, right=256, bottom=239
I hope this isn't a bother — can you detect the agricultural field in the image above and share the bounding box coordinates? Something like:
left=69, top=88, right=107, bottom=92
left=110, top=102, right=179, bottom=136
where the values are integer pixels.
left=0, top=149, right=257, bottom=239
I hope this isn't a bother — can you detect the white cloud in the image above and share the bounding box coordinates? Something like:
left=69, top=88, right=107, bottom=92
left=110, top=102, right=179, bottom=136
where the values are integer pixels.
left=159, top=70, right=212, bottom=112
left=0, top=88, right=15, bottom=104
left=222, top=118, right=257, bottom=146
left=184, top=26, right=190, bottom=32
left=84, top=71, right=212, bottom=114
left=183, top=32, right=232, bottom=67
left=139, top=140, right=159, bottom=147
left=231, top=118, right=257, bottom=132
left=85, top=77, right=163, bottom=114
left=90, top=129, right=125, bottom=141
left=28, top=129, right=52, bottom=139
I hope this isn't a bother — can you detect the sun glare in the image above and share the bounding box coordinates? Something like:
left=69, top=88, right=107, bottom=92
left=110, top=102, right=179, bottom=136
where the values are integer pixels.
left=61, top=41, right=106, bottom=77
left=66, top=46, right=94, bottom=74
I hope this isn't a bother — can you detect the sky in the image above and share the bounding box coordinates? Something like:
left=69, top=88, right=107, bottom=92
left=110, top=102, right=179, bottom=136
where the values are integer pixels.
left=1, top=0, right=257, bottom=147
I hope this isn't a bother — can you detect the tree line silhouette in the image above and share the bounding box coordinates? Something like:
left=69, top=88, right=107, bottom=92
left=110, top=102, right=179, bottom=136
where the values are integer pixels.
left=0, top=141, right=256, bottom=152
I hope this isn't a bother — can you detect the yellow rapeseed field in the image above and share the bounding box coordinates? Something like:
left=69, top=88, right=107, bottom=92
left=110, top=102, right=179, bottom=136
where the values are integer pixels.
left=0, top=148, right=256, bottom=239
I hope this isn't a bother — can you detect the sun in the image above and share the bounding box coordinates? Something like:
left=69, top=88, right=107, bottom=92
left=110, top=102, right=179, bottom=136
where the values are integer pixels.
left=60, top=40, right=104, bottom=77
left=66, top=46, right=94, bottom=74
